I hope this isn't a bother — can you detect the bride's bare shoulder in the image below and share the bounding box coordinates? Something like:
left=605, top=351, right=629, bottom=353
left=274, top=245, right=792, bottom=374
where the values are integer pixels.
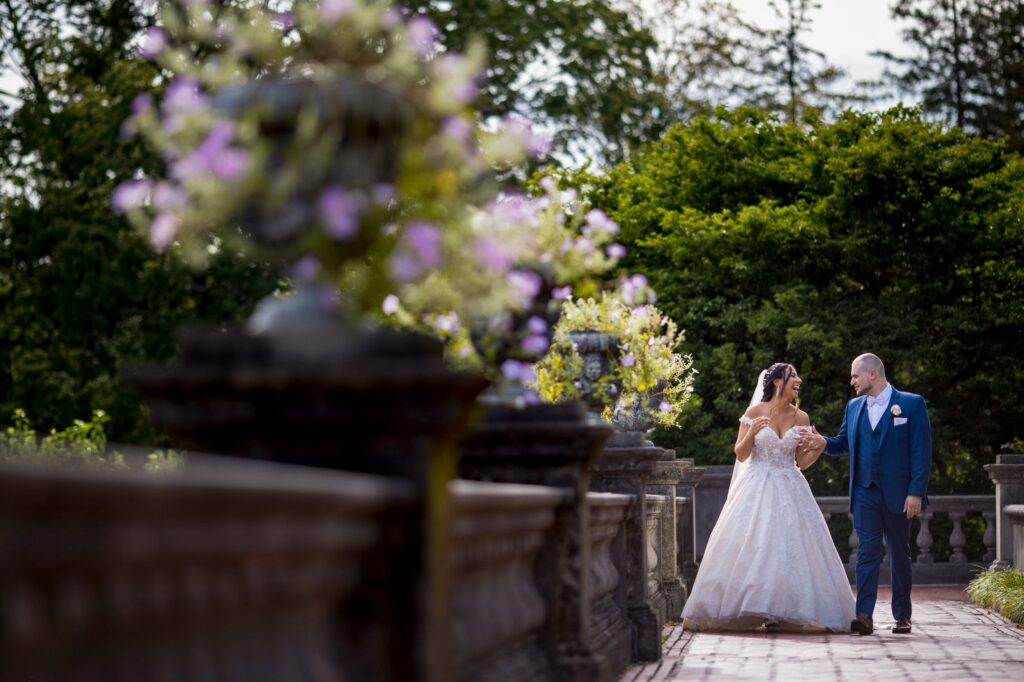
left=744, top=403, right=769, bottom=419
left=795, top=409, right=811, bottom=426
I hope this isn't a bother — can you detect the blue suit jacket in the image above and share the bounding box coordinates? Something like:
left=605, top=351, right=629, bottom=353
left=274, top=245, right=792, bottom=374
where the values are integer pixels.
left=823, top=387, right=932, bottom=514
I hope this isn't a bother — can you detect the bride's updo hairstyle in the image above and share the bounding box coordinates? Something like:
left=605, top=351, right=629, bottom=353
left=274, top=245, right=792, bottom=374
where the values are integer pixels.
left=760, top=362, right=799, bottom=409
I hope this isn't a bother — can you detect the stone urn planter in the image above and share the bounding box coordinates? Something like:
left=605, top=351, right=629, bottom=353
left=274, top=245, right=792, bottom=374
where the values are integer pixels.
left=127, top=75, right=487, bottom=682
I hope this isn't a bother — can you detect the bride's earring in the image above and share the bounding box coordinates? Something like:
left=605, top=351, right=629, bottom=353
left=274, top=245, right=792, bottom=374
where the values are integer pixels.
left=775, top=387, right=781, bottom=398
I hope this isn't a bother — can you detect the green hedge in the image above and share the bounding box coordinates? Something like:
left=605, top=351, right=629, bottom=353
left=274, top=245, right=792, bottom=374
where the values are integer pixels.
left=967, top=569, right=1024, bottom=625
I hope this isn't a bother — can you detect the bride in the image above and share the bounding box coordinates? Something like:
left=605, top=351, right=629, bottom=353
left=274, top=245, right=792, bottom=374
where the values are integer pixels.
left=681, top=362, right=856, bottom=632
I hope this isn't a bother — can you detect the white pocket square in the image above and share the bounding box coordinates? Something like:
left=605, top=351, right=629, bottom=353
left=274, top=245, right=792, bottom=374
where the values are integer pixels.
left=894, top=417, right=908, bottom=426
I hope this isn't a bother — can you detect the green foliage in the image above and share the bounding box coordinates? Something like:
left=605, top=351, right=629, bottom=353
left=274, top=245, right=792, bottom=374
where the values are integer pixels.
left=405, top=0, right=670, bottom=163
left=0, top=1, right=279, bottom=444
left=967, top=568, right=1024, bottom=624
left=1, top=408, right=183, bottom=471
left=585, top=106, right=1024, bottom=494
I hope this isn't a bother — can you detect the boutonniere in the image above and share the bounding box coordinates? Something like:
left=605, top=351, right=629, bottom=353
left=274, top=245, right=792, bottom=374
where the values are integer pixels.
left=891, top=404, right=902, bottom=417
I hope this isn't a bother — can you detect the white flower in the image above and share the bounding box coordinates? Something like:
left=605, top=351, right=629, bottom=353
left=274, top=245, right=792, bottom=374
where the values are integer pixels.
left=891, top=404, right=902, bottom=417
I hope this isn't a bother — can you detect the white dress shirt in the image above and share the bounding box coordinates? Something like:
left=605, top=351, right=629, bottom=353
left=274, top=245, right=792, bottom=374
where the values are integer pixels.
left=865, top=383, right=893, bottom=430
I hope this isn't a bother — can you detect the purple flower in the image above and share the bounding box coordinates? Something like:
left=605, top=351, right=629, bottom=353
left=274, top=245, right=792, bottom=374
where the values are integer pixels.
left=132, top=93, right=154, bottom=115
left=606, top=243, right=626, bottom=259
left=527, top=316, right=548, bottom=334
left=575, top=237, right=595, bottom=254
left=501, top=359, right=537, bottom=384
left=111, top=179, right=151, bottom=213
left=660, top=316, right=669, bottom=327
left=539, top=176, right=557, bottom=193
left=173, top=121, right=235, bottom=180
left=407, top=16, right=439, bottom=56
left=318, top=187, right=363, bottom=240
left=389, top=254, right=421, bottom=282
left=442, top=116, right=473, bottom=144
left=320, top=0, right=355, bottom=22
left=382, top=294, right=400, bottom=315
left=211, top=148, right=249, bottom=182
left=507, top=270, right=543, bottom=304
left=474, top=235, right=515, bottom=271
left=273, top=12, right=294, bottom=31
left=620, top=273, right=652, bottom=306
left=292, top=255, right=320, bottom=284
left=405, top=221, right=442, bottom=268
left=162, top=77, right=206, bottom=128
left=552, top=285, right=572, bottom=301
left=138, top=27, right=167, bottom=60
left=521, top=334, right=549, bottom=355
left=149, top=213, right=177, bottom=250
left=659, top=401, right=672, bottom=413
left=381, top=7, right=402, bottom=28
left=586, top=209, right=619, bottom=234
left=621, top=353, right=636, bottom=367
left=152, top=182, right=187, bottom=211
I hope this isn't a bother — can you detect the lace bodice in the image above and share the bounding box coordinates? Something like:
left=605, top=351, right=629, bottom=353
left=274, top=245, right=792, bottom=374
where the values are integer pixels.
left=739, top=416, right=802, bottom=471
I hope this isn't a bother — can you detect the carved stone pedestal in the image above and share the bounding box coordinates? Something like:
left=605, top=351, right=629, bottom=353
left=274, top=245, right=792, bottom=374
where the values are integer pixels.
left=589, top=437, right=665, bottom=663
left=129, top=328, right=488, bottom=682
left=984, top=454, right=1024, bottom=570
left=459, top=402, right=614, bottom=681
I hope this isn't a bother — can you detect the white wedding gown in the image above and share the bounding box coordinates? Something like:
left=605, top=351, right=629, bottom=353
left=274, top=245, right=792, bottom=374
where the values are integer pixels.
left=681, top=418, right=856, bottom=632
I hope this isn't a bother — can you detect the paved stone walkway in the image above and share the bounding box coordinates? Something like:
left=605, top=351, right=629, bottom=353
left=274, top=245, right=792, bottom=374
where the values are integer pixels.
left=623, top=588, right=1024, bottom=680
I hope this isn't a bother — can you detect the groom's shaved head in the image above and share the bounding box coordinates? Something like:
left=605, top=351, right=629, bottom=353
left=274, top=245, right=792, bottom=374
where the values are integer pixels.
left=853, top=353, right=886, bottom=379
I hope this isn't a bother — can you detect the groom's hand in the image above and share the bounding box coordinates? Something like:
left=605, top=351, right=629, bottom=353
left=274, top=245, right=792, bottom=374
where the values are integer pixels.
left=796, top=427, right=825, bottom=457
left=904, top=495, right=922, bottom=519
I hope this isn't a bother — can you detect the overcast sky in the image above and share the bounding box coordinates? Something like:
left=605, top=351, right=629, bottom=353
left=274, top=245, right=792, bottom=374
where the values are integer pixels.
left=726, top=0, right=910, bottom=88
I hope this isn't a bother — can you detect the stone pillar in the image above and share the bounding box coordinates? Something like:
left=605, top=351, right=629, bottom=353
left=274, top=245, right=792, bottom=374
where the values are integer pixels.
left=459, top=402, right=614, bottom=682
left=675, top=459, right=705, bottom=589
left=647, top=453, right=691, bottom=620
left=129, top=328, right=487, bottom=682
left=589, top=433, right=664, bottom=663
left=983, top=454, right=1024, bottom=570
left=692, top=464, right=734, bottom=560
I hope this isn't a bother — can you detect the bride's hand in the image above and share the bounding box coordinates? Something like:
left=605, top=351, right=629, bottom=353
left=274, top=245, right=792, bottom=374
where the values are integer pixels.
left=747, top=416, right=772, bottom=434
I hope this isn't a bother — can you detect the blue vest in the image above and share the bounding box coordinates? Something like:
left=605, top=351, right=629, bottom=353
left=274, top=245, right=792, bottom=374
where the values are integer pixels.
left=855, top=405, right=882, bottom=488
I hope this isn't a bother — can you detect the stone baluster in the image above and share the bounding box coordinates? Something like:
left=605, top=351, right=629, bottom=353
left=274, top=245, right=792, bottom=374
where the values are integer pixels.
left=949, top=512, right=967, bottom=564
left=587, top=492, right=633, bottom=679
left=645, top=495, right=667, bottom=626
left=848, top=516, right=859, bottom=570
left=983, top=511, right=996, bottom=563
left=449, top=480, right=570, bottom=682
left=916, top=512, right=934, bottom=563
left=647, top=454, right=690, bottom=621
left=675, top=460, right=704, bottom=590
left=984, top=454, right=1024, bottom=570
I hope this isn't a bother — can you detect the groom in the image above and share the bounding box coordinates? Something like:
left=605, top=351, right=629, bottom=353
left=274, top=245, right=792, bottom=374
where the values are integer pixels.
left=799, top=353, right=932, bottom=635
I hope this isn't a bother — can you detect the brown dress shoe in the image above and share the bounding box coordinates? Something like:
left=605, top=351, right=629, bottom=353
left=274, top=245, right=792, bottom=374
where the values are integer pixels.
left=851, top=614, right=874, bottom=635
left=892, top=618, right=912, bottom=634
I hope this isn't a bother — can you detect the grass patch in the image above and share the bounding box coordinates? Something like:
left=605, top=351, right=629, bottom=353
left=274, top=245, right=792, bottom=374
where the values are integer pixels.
left=967, top=568, right=1024, bottom=624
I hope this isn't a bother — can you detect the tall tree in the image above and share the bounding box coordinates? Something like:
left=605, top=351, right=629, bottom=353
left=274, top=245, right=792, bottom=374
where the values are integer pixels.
left=0, top=1, right=278, bottom=443
left=876, top=0, right=1024, bottom=150
left=405, top=0, right=672, bottom=163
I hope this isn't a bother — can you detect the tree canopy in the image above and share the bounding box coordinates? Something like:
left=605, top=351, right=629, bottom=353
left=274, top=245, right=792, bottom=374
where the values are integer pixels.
left=585, top=106, right=1024, bottom=494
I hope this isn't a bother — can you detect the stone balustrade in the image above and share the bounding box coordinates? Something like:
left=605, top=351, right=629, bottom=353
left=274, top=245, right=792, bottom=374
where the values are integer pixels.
left=815, top=495, right=996, bottom=583
left=645, top=495, right=668, bottom=630
left=0, top=456, right=416, bottom=682
left=449, top=479, right=571, bottom=681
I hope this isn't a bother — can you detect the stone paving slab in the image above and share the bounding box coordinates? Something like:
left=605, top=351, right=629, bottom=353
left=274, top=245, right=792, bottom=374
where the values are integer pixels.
left=623, top=587, right=1024, bottom=681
